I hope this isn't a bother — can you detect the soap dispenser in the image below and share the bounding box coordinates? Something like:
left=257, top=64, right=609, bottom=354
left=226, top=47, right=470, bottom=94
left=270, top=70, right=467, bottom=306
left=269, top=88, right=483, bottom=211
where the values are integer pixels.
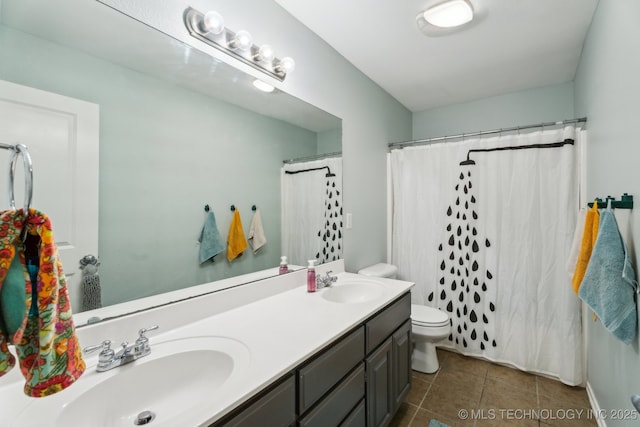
left=307, top=259, right=316, bottom=293
left=279, top=256, right=289, bottom=275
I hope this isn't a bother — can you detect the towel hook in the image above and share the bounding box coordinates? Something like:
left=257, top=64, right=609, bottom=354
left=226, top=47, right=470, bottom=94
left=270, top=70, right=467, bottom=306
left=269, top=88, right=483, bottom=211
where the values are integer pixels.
left=230, top=205, right=235, bottom=211
left=251, top=205, right=256, bottom=211
left=204, top=204, right=210, bottom=212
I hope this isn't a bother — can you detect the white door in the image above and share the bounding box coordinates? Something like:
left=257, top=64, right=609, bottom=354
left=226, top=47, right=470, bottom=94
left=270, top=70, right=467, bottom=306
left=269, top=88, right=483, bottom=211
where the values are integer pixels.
left=0, top=80, right=99, bottom=314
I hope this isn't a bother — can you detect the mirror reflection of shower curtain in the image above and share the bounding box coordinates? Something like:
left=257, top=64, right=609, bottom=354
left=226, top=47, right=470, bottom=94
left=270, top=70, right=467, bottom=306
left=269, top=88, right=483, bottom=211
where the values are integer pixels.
left=282, top=157, right=343, bottom=266
left=390, top=126, right=585, bottom=386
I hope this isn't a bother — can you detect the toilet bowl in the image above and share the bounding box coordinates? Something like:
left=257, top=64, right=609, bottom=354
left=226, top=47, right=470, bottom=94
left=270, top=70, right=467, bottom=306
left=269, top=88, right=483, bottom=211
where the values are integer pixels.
left=358, top=263, right=451, bottom=374
left=410, top=303, right=450, bottom=373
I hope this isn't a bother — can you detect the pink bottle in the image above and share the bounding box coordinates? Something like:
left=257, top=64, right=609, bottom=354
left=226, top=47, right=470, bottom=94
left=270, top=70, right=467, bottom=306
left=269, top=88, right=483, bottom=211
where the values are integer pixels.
left=307, top=259, right=316, bottom=293
left=279, top=256, right=289, bottom=275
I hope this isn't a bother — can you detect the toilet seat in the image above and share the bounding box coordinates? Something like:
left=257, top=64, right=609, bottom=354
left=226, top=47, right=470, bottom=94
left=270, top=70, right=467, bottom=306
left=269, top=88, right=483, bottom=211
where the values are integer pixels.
left=411, top=304, right=449, bottom=327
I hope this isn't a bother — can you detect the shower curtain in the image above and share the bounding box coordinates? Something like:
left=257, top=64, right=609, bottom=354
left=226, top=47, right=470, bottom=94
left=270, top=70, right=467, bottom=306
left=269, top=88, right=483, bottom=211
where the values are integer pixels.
left=390, top=126, right=585, bottom=385
left=281, top=157, right=343, bottom=267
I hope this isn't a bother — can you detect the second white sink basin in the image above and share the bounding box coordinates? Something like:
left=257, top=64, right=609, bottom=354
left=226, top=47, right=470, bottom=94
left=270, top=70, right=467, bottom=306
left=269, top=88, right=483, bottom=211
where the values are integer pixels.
left=12, top=336, right=250, bottom=427
left=321, top=278, right=385, bottom=304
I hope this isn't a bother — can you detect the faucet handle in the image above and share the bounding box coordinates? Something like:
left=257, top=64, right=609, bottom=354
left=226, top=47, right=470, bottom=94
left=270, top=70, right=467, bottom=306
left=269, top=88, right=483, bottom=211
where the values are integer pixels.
left=135, top=325, right=159, bottom=357
left=326, top=270, right=338, bottom=282
left=84, top=340, right=115, bottom=366
left=138, top=325, right=159, bottom=338
left=84, top=339, right=112, bottom=354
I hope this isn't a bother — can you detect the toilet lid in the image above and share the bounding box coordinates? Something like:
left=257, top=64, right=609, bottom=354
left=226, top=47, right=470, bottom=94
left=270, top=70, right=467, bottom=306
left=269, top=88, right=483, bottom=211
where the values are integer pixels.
left=411, top=304, right=449, bottom=326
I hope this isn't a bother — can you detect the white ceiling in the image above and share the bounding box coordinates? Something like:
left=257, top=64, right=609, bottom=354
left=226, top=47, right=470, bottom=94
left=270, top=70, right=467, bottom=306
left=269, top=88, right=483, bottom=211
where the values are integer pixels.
left=274, top=0, right=599, bottom=112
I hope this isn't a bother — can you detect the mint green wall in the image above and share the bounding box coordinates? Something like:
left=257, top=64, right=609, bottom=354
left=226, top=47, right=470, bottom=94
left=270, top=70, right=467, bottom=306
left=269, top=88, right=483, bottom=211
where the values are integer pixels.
left=574, top=0, right=640, bottom=424
left=0, top=25, right=318, bottom=306
left=101, top=0, right=414, bottom=273
left=412, top=82, right=575, bottom=140
left=317, top=128, right=342, bottom=154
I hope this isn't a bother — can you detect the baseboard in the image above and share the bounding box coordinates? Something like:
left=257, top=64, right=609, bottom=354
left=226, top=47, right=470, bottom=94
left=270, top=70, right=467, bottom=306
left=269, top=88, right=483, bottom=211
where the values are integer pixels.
left=586, top=381, right=607, bottom=427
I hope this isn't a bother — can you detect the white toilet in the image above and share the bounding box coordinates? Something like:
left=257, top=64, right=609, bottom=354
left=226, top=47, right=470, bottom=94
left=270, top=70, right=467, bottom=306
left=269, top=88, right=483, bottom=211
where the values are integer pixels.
left=358, top=263, right=451, bottom=374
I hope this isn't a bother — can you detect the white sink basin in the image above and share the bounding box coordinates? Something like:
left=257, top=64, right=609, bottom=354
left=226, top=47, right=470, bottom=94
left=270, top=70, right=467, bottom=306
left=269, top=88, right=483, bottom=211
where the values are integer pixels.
left=13, top=336, right=250, bottom=427
left=321, top=278, right=385, bottom=304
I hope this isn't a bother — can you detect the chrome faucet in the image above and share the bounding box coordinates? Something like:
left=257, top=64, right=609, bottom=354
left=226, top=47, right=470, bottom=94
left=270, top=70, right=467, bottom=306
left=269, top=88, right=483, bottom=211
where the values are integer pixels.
left=316, top=270, right=338, bottom=289
left=84, top=325, right=159, bottom=372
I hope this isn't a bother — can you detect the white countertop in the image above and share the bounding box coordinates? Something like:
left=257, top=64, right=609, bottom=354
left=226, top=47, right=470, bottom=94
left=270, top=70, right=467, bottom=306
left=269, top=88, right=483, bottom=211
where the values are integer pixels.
left=1, top=262, right=413, bottom=426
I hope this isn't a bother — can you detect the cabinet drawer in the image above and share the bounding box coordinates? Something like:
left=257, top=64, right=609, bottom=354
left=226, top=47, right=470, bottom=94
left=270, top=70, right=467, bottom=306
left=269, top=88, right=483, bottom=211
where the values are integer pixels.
left=341, top=398, right=366, bottom=427
left=298, top=326, right=365, bottom=413
left=220, top=375, right=295, bottom=427
left=299, top=363, right=365, bottom=427
left=366, top=292, right=411, bottom=353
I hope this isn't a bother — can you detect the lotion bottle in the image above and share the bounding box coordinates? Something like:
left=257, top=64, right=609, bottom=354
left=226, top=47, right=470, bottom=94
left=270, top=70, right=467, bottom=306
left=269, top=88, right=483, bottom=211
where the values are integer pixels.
left=279, top=256, right=289, bottom=275
left=307, top=259, right=316, bottom=293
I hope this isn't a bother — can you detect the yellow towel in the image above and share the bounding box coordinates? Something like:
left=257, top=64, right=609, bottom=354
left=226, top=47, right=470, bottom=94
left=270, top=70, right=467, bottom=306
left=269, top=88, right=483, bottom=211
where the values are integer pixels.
left=227, top=209, right=248, bottom=262
left=571, top=201, right=600, bottom=294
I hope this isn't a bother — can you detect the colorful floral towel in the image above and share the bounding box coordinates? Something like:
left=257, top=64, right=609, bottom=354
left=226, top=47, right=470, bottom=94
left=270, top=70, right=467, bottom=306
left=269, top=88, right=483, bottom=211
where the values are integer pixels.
left=0, top=209, right=85, bottom=397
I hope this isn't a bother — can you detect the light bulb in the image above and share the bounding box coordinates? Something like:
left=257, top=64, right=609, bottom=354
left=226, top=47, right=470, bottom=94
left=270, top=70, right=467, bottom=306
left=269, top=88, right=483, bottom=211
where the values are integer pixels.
left=229, top=30, right=252, bottom=51
left=275, top=57, right=295, bottom=74
left=254, top=44, right=275, bottom=63
left=202, top=11, right=225, bottom=34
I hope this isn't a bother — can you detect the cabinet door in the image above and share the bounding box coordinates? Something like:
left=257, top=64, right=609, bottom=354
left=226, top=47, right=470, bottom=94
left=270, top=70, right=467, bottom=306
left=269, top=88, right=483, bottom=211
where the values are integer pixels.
left=221, top=375, right=296, bottom=427
left=366, top=338, right=393, bottom=427
left=393, top=320, right=412, bottom=408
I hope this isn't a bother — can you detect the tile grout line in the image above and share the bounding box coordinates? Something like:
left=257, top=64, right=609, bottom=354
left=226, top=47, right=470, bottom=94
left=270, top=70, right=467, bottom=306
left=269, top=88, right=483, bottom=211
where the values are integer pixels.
left=411, top=367, right=440, bottom=426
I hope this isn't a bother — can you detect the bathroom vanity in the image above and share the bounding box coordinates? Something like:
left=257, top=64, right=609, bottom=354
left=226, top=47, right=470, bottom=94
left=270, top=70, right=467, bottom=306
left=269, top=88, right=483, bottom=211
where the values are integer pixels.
left=1, top=260, right=414, bottom=427
left=217, top=292, right=412, bottom=427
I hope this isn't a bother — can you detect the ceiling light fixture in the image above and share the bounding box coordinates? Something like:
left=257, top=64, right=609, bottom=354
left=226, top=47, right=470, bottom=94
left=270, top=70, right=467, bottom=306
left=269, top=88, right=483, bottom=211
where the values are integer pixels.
left=423, top=0, right=473, bottom=28
left=184, top=7, right=295, bottom=81
left=252, top=79, right=275, bottom=93
left=417, top=0, right=477, bottom=37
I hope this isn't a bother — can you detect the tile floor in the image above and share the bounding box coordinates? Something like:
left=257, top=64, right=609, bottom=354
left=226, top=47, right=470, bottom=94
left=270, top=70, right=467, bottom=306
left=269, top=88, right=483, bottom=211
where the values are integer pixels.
left=390, top=349, right=597, bottom=427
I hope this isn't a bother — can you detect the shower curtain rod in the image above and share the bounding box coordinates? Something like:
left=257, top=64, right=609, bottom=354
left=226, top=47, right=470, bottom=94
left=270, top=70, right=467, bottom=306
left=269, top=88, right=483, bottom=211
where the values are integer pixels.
left=388, top=117, right=587, bottom=150
left=284, top=166, right=336, bottom=177
left=282, top=151, right=341, bottom=165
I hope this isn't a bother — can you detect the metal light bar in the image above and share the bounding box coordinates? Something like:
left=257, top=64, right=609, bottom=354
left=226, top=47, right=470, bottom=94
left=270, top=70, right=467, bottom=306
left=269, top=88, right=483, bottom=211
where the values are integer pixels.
left=184, top=7, right=293, bottom=82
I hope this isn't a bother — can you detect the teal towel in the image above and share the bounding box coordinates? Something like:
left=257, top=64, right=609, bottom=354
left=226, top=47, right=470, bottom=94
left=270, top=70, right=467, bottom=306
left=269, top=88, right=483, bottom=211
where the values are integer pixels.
left=0, top=248, right=27, bottom=337
left=579, top=208, right=638, bottom=344
left=198, top=211, right=225, bottom=264
left=429, top=420, right=450, bottom=427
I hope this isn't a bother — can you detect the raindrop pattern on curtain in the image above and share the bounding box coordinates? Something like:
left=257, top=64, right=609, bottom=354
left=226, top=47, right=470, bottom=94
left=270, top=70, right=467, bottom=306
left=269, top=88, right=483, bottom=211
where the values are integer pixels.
left=428, top=168, right=497, bottom=351
left=316, top=174, right=342, bottom=262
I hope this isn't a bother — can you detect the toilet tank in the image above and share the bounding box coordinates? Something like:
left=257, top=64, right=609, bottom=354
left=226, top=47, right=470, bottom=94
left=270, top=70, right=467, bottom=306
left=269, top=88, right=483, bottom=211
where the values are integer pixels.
left=357, top=263, right=398, bottom=279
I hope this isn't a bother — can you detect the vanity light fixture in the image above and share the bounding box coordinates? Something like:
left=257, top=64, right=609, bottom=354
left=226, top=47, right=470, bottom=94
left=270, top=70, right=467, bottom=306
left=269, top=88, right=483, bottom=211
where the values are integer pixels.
left=184, top=7, right=295, bottom=81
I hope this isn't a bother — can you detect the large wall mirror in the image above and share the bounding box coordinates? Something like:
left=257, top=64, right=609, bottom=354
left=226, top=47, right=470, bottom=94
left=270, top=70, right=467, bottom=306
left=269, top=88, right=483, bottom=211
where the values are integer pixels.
left=0, top=0, right=342, bottom=325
